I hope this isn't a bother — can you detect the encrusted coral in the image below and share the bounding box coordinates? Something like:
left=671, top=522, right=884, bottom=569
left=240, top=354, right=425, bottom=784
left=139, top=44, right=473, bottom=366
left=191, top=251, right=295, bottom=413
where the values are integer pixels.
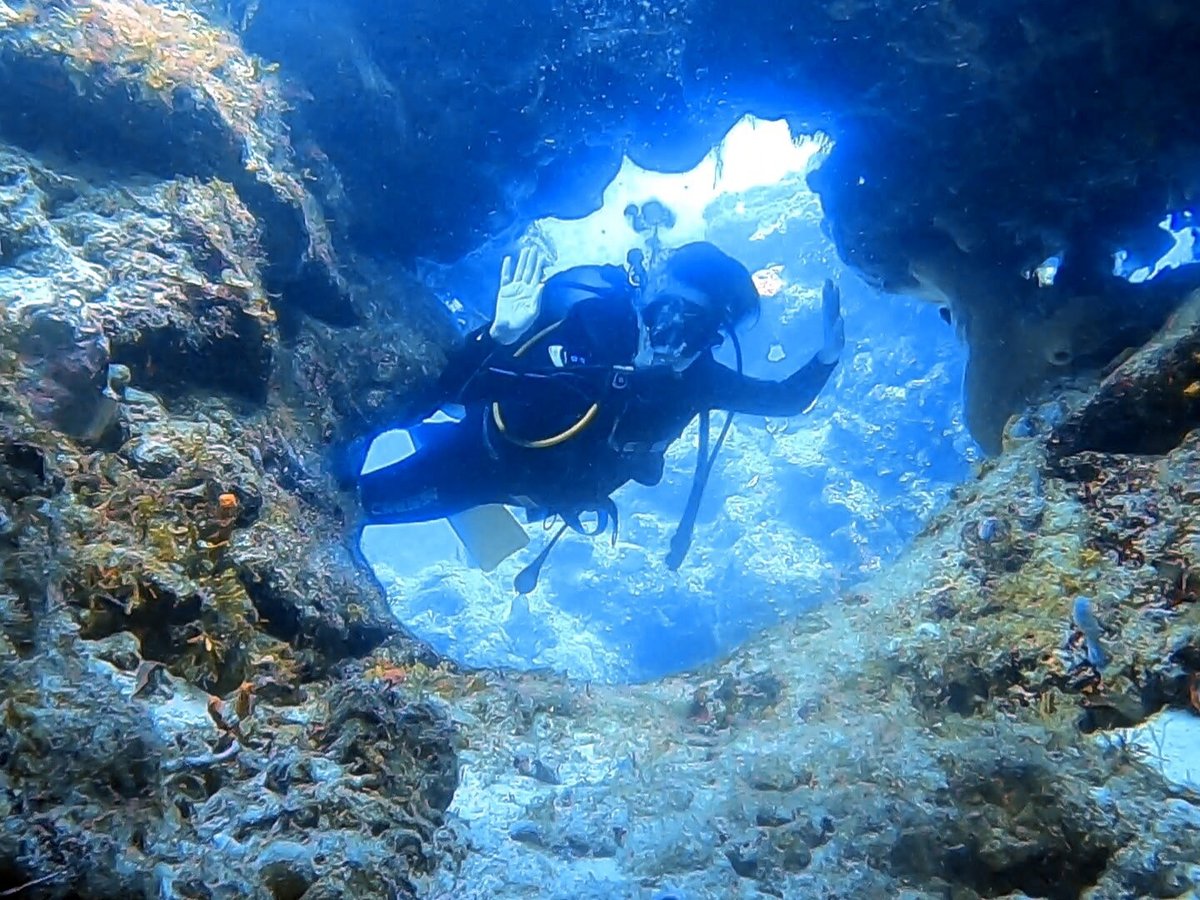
left=0, top=0, right=340, bottom=312
left=0, top=59, right=456, bottom=888
left=3, top=2, right=1200, bottom=898
left=0, top=35, right=468, bottom=888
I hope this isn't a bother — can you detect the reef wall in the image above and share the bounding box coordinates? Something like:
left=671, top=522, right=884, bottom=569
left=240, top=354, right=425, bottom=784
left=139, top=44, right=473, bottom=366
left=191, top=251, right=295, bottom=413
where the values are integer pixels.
left=1, top=1, right=1199, bottom=897
left=0, top=3, right=463, bottom=894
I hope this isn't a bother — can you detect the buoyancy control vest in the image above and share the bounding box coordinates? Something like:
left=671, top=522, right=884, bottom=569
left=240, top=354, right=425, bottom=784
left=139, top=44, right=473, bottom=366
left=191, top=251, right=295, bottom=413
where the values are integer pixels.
left=470, top=262, right=742, bottom=590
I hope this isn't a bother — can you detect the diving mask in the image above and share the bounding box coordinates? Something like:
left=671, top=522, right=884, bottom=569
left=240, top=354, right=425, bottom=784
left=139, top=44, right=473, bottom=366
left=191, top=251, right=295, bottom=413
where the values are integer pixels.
left=640, top=294, right=721, bottom=368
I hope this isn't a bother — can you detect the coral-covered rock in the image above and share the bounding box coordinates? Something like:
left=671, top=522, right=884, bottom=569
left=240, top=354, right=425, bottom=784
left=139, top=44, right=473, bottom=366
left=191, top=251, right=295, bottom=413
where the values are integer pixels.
left=0, top=0, right=345, bottom=319
left=1050, top=289, right=1200, bottom=458
left=0, top=615, right=459, bottom=898
left=1, top=147, right=275, bottom=404
left=11, top=302, right=116, bottom=444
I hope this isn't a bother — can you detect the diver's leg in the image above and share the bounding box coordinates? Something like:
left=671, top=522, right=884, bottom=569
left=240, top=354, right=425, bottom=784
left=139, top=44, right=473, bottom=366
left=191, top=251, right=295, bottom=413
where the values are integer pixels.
left=358, top=421, right=500, bottom=524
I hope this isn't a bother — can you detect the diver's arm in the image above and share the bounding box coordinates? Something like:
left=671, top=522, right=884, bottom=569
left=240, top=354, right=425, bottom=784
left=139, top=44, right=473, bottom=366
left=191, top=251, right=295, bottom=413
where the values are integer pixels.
left=693, top=352, right=838, bottom=416
left=425, top=246, right=549, bottom=406
left=435, top=325, right=500, bottom=403
left=432, top=247, right=555, bottom=404
left=696, top=277, right=843, bottom=415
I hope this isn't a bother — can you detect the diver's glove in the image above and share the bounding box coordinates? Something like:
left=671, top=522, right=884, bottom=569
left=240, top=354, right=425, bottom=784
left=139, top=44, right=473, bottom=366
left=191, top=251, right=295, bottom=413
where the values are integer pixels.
left=817, top=278, right=845, bottom=365
left=490, top=246, right=549, bottom=345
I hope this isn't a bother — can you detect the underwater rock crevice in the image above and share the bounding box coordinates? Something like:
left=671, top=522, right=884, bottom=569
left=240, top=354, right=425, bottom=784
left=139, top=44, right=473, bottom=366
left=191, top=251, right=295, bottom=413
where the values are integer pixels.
left=1051, top=291, right=1200, bottom=460
left=0, top=438, right=52, bottom=500
left=108, top=313, right=274, bottom=405
left=887, top=752, right=1123, bottom=900
left=237, top=558, right=398, bottom=667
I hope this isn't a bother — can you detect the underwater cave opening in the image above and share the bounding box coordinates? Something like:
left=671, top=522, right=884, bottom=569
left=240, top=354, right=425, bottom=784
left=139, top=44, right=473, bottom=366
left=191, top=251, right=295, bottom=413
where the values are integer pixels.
left=360, top=115, right=973, bottom=684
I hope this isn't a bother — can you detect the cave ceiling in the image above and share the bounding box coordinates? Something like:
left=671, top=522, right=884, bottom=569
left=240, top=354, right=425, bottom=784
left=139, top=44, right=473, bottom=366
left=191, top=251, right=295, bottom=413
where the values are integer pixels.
left=236, top=0, right=1200, bottom=451
left=243, top=0, right=1200, bottom=274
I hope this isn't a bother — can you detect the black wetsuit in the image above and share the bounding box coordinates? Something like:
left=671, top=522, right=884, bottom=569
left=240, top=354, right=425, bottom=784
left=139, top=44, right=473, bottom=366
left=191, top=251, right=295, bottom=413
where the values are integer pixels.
left=359, top=263, right=837, bottom=524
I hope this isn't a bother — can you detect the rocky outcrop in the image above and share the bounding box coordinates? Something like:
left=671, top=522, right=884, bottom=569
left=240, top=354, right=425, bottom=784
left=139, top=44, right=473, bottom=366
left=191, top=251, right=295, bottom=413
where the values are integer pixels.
left=0, top=0, right=346, bottom=321
left=423, top=393, right=1200, bottom=899
left=2, top=2, right=1200, bottom=897
left=1050, top=290, right=1200, bottom=459
left=0, top=9, right=463, bottom=890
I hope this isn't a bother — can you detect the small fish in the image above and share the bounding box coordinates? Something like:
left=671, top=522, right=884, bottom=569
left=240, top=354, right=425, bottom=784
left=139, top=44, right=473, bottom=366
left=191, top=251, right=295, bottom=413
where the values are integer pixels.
left=976, top=516, right=1001, bottom=542
left=513, top=753, right=560, bottom=785
left=1072, top=596, right=1109, bottom=670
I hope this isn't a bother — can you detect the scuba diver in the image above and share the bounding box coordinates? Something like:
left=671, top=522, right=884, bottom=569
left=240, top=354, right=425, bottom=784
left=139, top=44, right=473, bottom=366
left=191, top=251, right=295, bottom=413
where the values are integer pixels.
left=357, top=234, right=845, bottom=591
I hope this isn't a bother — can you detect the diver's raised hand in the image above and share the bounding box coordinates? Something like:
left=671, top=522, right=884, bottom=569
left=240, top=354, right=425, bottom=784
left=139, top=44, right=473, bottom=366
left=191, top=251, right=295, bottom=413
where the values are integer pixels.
left=490, top=246, right=549, bottom=345
left=818, top=278, right=845, bottom=364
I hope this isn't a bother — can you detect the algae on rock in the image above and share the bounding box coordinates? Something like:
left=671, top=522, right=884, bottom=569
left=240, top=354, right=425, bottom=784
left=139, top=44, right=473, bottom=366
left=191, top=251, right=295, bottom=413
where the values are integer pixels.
left=0, top=8, right=465, bottom=890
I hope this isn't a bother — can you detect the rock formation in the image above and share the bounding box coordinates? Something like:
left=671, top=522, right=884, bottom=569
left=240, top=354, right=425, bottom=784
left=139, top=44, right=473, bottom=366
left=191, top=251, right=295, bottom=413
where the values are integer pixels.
left=1, top=1, right=1199, bottom=897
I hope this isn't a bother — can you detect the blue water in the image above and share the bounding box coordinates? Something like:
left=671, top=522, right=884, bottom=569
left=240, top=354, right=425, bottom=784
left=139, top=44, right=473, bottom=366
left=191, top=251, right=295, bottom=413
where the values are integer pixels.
left=361, top=142, right=974, bottom=682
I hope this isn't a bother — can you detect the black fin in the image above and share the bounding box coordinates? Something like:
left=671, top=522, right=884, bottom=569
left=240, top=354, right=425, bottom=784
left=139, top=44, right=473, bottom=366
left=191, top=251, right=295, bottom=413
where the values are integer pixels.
left=604, top=497, right=619, bottom=546
left=666, top=332, right=742, bottom=570
left=514, top=521, right=569, bottom=594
